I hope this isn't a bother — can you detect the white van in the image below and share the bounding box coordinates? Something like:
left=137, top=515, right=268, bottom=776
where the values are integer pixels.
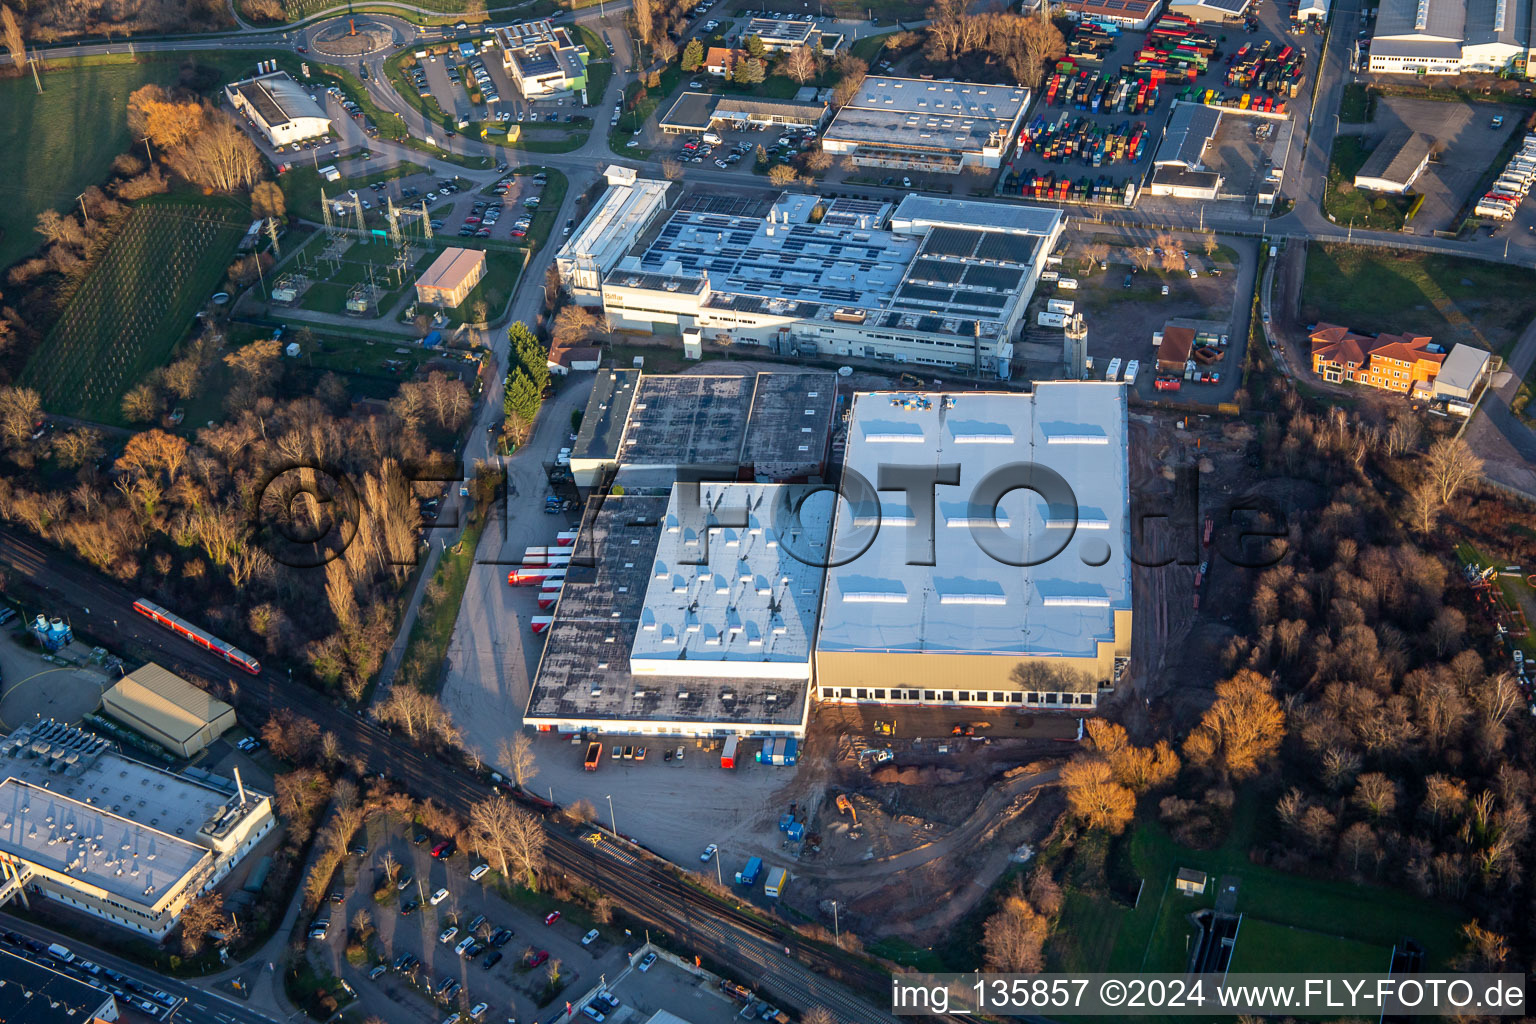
left=702, top=132, right=722, bottom=145
left=47, top=943, right=74, bottom=963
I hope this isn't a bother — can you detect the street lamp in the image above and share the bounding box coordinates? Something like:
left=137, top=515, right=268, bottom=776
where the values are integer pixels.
left=714, top=849, right=723, bottom=887
left=605, top=794, right=617, bottom=837
left=832, top=901, right=839, bottom=947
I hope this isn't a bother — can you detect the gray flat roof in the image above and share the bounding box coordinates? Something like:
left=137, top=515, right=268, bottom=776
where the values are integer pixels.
left=1435, top=343, right=1490, bottom=391
left=658, top=91, right=719, bottom=130
left=1157, top=103, right=1222, bottom=167
left=527, top=496, right=811, bottom=728
left=1152, top=165, right=1224, bottom=189
left=824, top=76, right=1028, bottom=154
left=619, top=375, right=756, bottom=468
left=0, top=949, right=116, bottom=1024
left=574, top=369, right=641, bottom=462
left=889, top=194, right=1065, bottom=238
left=818, top=384, right=1131, bottom=660
left=1376, top=0, right=1465, bottom=39
left=741, top=372, right=838, bottom=479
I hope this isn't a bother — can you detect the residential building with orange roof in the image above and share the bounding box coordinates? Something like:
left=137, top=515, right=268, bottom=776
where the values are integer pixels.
left=705, top=47, right=747, bottom=76
left=1309, top=322, right=1445, bottom=397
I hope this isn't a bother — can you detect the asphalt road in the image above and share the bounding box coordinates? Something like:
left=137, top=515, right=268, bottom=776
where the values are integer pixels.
left=0, top=917, right=281, bottom=1024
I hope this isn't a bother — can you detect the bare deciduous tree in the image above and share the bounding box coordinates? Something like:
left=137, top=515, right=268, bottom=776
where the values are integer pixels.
left=497, top=733, right=539, bottom=789
left=779, top=46, right=817, bottom=83
left=981, top=894, right=1047, bottom=972
left=1423, top=437, right=1482, bottom=505
left=1061, top=758, right=1136, bottom=833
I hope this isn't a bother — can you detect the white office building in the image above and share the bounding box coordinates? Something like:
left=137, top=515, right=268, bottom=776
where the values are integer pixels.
left=1367, top=0, right=1535, bottom=74
left=225, top=72, right=331, bottom=146
left=556, top=167, right=673, bottom=306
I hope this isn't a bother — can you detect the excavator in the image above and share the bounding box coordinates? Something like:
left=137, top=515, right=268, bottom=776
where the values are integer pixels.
left=835, top=793, right=857, bottom=824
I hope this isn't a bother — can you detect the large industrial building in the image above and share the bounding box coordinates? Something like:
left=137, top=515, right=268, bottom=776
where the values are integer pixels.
left=743, top=15, right=844, bottom=52
left=556, top=167, right=674, bottom=306
left=568, top=370, right=837, bottom=488
left=0, top=721, right=274, bottom=939
left=820, top=76, right=1030, bottom=173
left=596, top=190, right=1065, bottom=379
left=523, top=492, right=817, bottom=738
left=815, top=384, right=1132, bottom=709
left=1366, top=0, right=1535, bottom=74
left=495, top=20, right=589, bottom=96
left=0, top=948, right=119, bottom=1023
left=225, top=71, right=331, bottom=147
left=101, top=663, right=237, bottom=758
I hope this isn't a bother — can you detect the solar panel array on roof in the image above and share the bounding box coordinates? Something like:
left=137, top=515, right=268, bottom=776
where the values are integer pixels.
left=917, top=315, right=944, bottom=334
left=977, top=232, right=1038, bottom=263
left=922, top=227, right=981, bottom=258
left=963, top=265, right=1025, bottom=290
left=912, top=259, right=965, bottom=283
left=900, top=284, right=956, bottom=304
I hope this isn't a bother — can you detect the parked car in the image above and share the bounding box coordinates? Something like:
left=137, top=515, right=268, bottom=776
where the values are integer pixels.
left=470, top=863, right=490, bottom=881
left=638, top=952, right=657, bottom=972
left=700, top=844, right=717, bottom=862
left=432, top=840, right=456, bottom=859
left=309, top=921, right=329, bottom=940
left=524, top=949, right=549, bottom=968
left=582, top=929, right=600, bottom=946
left=431, top=888, right=450, bottom=905
left=544, top=911, right=561, bottom=925
left=483, top=950, right=503, bottom=968
left=441, top=926, right=460, bottom=944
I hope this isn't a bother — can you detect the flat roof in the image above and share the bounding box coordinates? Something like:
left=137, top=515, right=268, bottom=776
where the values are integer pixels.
left=1376, top=0, right=1465, bottom=39
left=818, top=383, right=1131, bottom=661
left=620, top=375, right=756, bottom=468
left=741, top=371, right=838, bottom=479
left=658, top=91, right=719, bottom=130
left=527, top=496, right=811, bottom=727
left=823, top=76, right=1028, bottom=154
left=614, top=191, right=1053, bottom=340
left=745, top=16, right=821, bottom=44
left=1173, top=0, right=1250, bottom=11
left=0, top=949, right=115, bottom=1024
left=631, top=483, right=830, bottom=676
left=0, top=721, right=266, bottom=884
left=1152, top=165, right=1224, bottom=190
left=560, top=174, right=671, bottom=276
left=714, top=96, right=828, bottom=121
left=416, top=247, right=486, bottom=292
left=572, top=368, right=641, bottom=462
left=1061, top=0, right=1161, bottom=17
left=103, top=662, right=234, bottom=745
left=1356, top=129, right=1433, bottom=186
left=233, top=73, right=328, bottom=127
left=0, top=777, right=209, bottom=907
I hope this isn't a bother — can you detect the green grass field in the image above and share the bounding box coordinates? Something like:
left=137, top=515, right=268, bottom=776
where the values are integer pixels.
left=1054, top=801, right=1468, bottom=984
left=0, top=62, right=186, bottom=271
left=1227, top=919, right=1392, bottom=974
left=1300, top=244, right=1536, bottom=357
left=21, top=195, right=247, bottom=423
left=1324, top=136, right=1414, bottom=231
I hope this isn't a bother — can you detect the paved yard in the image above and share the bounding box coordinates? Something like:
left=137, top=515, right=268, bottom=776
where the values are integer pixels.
left=310, top=814, right=635, bottom=1024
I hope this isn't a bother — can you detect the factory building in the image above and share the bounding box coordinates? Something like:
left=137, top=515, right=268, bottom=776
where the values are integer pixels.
left=224, top=72, right=331, bottom=147
left=820, top=76, right=1030, bottom=172
left=597, top=190, right=1064, bottom=379
left=555, top=167, right=674, bottom=306
left=813, top=384, right=1132, bottom=709
left=0, top=949, right=119, bottom=1023
left=569, top=370, right=837, bottom=489
left=1367, top=0, right=1536, bottom=75
left=658, top=93, right=829, bottom=135
left=523, top=491, right=818, bottom=738
left=0, top=721, right=273, bottom=939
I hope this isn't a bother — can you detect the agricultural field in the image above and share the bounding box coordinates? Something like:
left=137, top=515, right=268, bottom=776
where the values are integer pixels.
left=20, top=195, right=248, bottom=423
left=1300, top=245, right=1536, bottom=358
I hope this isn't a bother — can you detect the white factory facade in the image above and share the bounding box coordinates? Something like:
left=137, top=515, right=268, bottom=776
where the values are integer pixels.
left=225, top=71, right=332, bottom=146
left=1366, top=0, right=1536, bottom=74
left=0, top=721, right=274, bottom=939
left=578, top=184, right=1065, bottom=380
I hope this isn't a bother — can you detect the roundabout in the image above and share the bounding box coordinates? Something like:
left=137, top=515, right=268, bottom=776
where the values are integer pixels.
left=306, top=13, right=404, bottom=56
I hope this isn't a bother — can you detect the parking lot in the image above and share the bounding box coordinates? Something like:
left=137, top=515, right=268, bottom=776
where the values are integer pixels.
left=323, top=167, right=550, bottom=245
left=1002, top=0, right=1318, bottom=206
left=1349, top=94, right=1528, bottom=232
left=309, top=814, right=634, bottom=1024
left=659, top=118, right=819, bottom=173
left=404, top=46, right=593, bottom=139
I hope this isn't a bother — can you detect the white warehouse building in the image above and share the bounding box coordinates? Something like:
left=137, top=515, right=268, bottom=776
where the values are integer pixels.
left=598, top=191, right=1065, bottom=380
left=1367, top=0, right=1535, bottom=75
left=225, top=71, right=331, bottom=146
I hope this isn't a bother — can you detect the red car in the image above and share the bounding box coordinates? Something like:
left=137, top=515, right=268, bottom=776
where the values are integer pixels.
left=544, top=911, right=561, bottom=925
left=1153, top=376, right=1181, bottom=391
left=524, top=949, right=549, bottom=967
left=464, top=215, right=482, bottom=225
left=509, top=228, right=526, bottom=237
left=431, top=841, right=456, bottom=859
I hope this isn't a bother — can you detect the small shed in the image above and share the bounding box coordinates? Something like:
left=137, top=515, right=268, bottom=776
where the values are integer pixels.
left=1175, top=867, right=1208, bottom=896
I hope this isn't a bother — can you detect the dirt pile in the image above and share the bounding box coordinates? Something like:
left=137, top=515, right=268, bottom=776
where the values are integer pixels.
left=870, top=765, right=966, bottom=786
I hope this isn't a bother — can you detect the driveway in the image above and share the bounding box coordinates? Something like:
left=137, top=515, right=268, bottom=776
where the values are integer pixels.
left=1465, top=317, right=1536, bottom=499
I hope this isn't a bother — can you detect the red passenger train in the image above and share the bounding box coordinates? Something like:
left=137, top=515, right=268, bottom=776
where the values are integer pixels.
left=132, top=598, right=262, bottom=675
